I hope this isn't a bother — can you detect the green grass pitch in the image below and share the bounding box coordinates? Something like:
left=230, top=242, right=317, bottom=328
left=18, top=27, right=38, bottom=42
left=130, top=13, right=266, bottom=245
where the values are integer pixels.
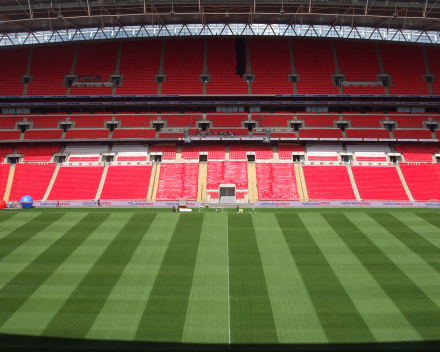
left=0, top=208, right=440, bottom=346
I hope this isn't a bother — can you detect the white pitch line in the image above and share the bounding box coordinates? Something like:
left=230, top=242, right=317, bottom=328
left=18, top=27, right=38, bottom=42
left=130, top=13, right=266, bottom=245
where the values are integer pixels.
left=409, top=226, right=440, bottom=250
left=227, top=212, right=230, bottom=346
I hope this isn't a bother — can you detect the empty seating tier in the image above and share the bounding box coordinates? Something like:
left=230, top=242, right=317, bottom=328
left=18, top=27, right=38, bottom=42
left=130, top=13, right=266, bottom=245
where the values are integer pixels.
left=0, top=146, right=14, bottom=162
left=303, top=166, right=356, bottom=200
left=394, top=144, right=437, bottom=162
left=161, top=114, right=193, bottom=127
left=48, top=166, right=104, bottom=200
left=65, top=145, right=108, bottom=161
left=150, top=145, right=176, bottom=159
left=271, top=133, right=296, bottom=138
left=427, top=46, right=440, bottom=95
left=18, top=145, right=60, bottom=162
left=229, top=145, right=273, bottom=159
left=65, top=129, right=109, bottom=139
left=346, top=144, right=391, bottom=161
left=0, top=48, right=28, bottom=96
left=262, top=114, right=291, bottom=127
left=0, top=164, right=11, bottom=199
left=113, top=145, right=149, bottom=161
left=394, top=129, right=432, bottom=139
left=158, top=132, right=184, bottom=139
left=29, top=116, right=63, bottom=128
left=156, top=163, right=199, bottom=200
left=347, top=115, right=385, bottom=127
left=256, top=163, right=298, bottom=200
left=9, top=163, right=56, bottom=201
left=346, top=129, right=390, bottom=139
left=299, top=128, right=343, bottom=139
left=306, top=144, right=343, bottom=161
left=0, top=131, right=20, bottom=140
left=24, top=130, right=62, bottom=140
left=100, top=165, right=152, bottom=200
left=207, top=161, right=248, bottom=190
left=393, top=116, right=426, bottom=128
left=0, top=116, right=24, bottom=129
left=118, top=115, right=157, bottom=128
left=71, top=115, right=111, bottom=128
left=207, top=114, right=248, bottom=127
left=182, top=145, right=225, bottom=159
left=351, top=166, right=409, bottom=200
left=278, top=144, right=304, bottom=159
left=113, top=129, right=156, bottom=139
left=399, top=163, right=440, bottom=201
left=300, top=115, right=338, bottom=127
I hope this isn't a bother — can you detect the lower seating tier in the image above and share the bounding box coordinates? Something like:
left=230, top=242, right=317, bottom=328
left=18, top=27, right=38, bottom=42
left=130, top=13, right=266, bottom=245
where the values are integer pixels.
left=256, top=163, right=298, bottom=200
left=156, top=163, right=198, bottom=200
left=400, top=163, right=440, bottom=201
left=0, top=164, right=11, bottom=199
left=207, top=161, right=248, bottom=190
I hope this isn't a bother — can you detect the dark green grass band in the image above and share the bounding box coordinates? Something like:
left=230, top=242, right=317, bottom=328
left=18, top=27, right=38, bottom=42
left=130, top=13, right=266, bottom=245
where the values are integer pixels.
left=0, top=213, right=110, bottom=328
left=275, top=213, right=374, bottom=343
left=414, top=212, right=440, bottom=230
left=0, top=211, right=19, bottom=224
left=228, top=214, right=278, bottom=344
left=0, top=213, right=64, bottom=261
left=323, top=213, right=440, bottom=340
left=370, top=213, right=440, bottom=274
left=135, top=214, right=204, bottom=342
left=41, top=213, right=157, bottom=340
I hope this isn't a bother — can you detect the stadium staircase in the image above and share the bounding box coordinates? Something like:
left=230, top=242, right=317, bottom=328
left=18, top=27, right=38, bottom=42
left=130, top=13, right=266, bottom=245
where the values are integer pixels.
left=331, top=41, right=343, bottom=95
left=346, top=165, right=361, bottom=201
left=111, top=41, right=123, bottom=95
left=22, top=48, right=33, bottom=96
left=294, top=164, right=309, bottom=201
left=148, top=162, right=161, bottom=201
left=272, top=146, right=280, bottom=160
left=66, top=44, right=80, bottom=96
left=247, top=162, right=258, bottom=203
left=95, top=164, right=110, bottom=200
left=395, top=164, right=415, bottom=201
left=42, top=164, right=60, bottom=201
left=197, top=162, right=207, bottom=202
left=3, top=165, right=15, bottom=201
left=375, top=43, right=390, bottom=95
left=225, top=145, right=230, bottom=160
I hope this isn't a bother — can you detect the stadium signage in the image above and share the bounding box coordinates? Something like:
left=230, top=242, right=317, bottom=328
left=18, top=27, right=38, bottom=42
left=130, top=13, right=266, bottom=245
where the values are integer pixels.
left=33, top=201, right=201, bottom=207
left=254, top=201, right=439, bottom=207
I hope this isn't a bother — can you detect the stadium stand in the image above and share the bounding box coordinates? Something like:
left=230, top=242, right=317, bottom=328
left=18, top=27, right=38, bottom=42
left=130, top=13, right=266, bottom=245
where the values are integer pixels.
left=150, top=145, right=176, bottom=159
left=207, top=38, right=248, bottom=94
left=278, top=144, right=304, bottom=159
left=112, top=129, right=156, bottom=139
left=24, top=129, right=63, bottom=140
left=113, top=145, right=149, bottom=161
left=116, top=40, right=161, bottom=95
left=161, top=114, right=192, bottom=127
left=0, top=116, right=24, bottom=129
left=379, top=43, right=428, bottom=95
left=303, top=165, right=356, bottom=200
left=159, top=132, right=184, bottom=139
left=335, top=41, right=385, bottom=95
left=206, top=128, right=248, bottom=136
left=0, top=131, right=21, bottom=140
left=156, top=163, right=199, bottom=200
left=27, top=45, right=76, bottom=95
left=306, top=144, right=342, bottom=160
left=394, top=129, right=432, bottom=139
left=118, top=115, right=157, bottom=128
left=0, top=164, right=11, bottom=198
left=399, top=163, right=440, bottom=201
left=256, top=163, right=298, bottom=199
left=48, top=165, right=104, bottom=200
left=28, top=116, right=64, bottom=128
left=426, top=46, right=440, bottom=95
left=351, top=166, right=409, bottom=200
left=0, top=47, right=28, bottom=96
left=394, top=144, right=437, bottom=162
left=299, top=128, right=343, bottom=138
left=250, top=38, right=292, bottom=94
left=71, top=115, right=111, bottom=128
left=100, top=165, right=152, bottom=200
left=345, top=129, right=391, bottom=139
left=229, top=145, right=273, bottom=159
left=346, top=144, right=391, bottom=161
left=182, top=145, right=225, bottom=159
left=18, top=145, right=60, bottom=162
left=393, top=116, right=426, bottom=128
left=292, top=39, right=339, bottom=94
left=0, top=146, right=14, bottom=162
left=300, top=115, right=338, bottom=127
left=65, top=129, right=109, bottom=139
left=70, top=42, right=119, bottom=95
left=347, top=115, right=385, bottom=127
left=207, top=114, right=248, bottom=127
left=271, top=132, right=296, bottom=138
left=261, top=114, right=291, bottom=127
left=9, top=162, right=56, bottom=201
left=161, top=39, right=204, bottom=94
left=65, top=145, right=108, bottom=161
left=207, top=161, right=248, bottom=189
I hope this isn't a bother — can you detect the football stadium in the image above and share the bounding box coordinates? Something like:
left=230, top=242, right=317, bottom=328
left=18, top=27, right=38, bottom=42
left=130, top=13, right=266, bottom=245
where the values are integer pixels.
left=1, top=0, right=440, bottom=350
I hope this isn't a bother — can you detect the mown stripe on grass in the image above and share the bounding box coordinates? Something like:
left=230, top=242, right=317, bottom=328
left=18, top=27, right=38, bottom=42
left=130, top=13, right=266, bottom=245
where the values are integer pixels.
left=0, top=213, right=64, bottom=261
left=252, top=213, right=327, bottom=344
left=1, top=213, right=134, bottom=337
left=40, top=213, right=156, bottom=339
left=276, top=213, right=374, bottom=343
left=228, top=213, right=278, bottom=344
left=0, top=213, right=110, bottom=328
left=410, top=212, right=440, bottom=248
left=0, top=212, right=43, bottom=241
left=135, top=214, right=204, bottom=342
left=0, top=211, right=22, bottom=227
left=369, top=213, right=440, bottom=274
left=87, top=213, right=179, bottom=341
left=323, top=213, right=434, bottom=341
left=345, top=213, right=440, bottom=317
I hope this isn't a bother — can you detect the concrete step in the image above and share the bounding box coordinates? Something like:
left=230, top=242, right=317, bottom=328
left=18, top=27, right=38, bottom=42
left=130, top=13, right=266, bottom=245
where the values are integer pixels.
left=3, top=165, right=15, bottom=201
left=272, top=145, right=280, bottom=160
left=176, top=145, right=183, bottom=161
left=95, top=164, right=109, bottom=200
left=225, top=145, right=230, bottom=160
left=148, top=163, right=161, bottom=201
left=346, top=164, right=361, bottom=201
left=395, top=164, right=415, bottom=201
left=247, top=162, right=258, bottom=203
left=294, top=164, right=309, bottom=202
left=197, top=162, right=207, bottom=202
left=42, top=164, right=61, bottom=201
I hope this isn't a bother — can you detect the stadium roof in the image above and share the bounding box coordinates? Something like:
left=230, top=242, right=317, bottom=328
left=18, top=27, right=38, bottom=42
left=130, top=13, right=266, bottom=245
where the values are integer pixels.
left=1, top=0, right=440, bottom=36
